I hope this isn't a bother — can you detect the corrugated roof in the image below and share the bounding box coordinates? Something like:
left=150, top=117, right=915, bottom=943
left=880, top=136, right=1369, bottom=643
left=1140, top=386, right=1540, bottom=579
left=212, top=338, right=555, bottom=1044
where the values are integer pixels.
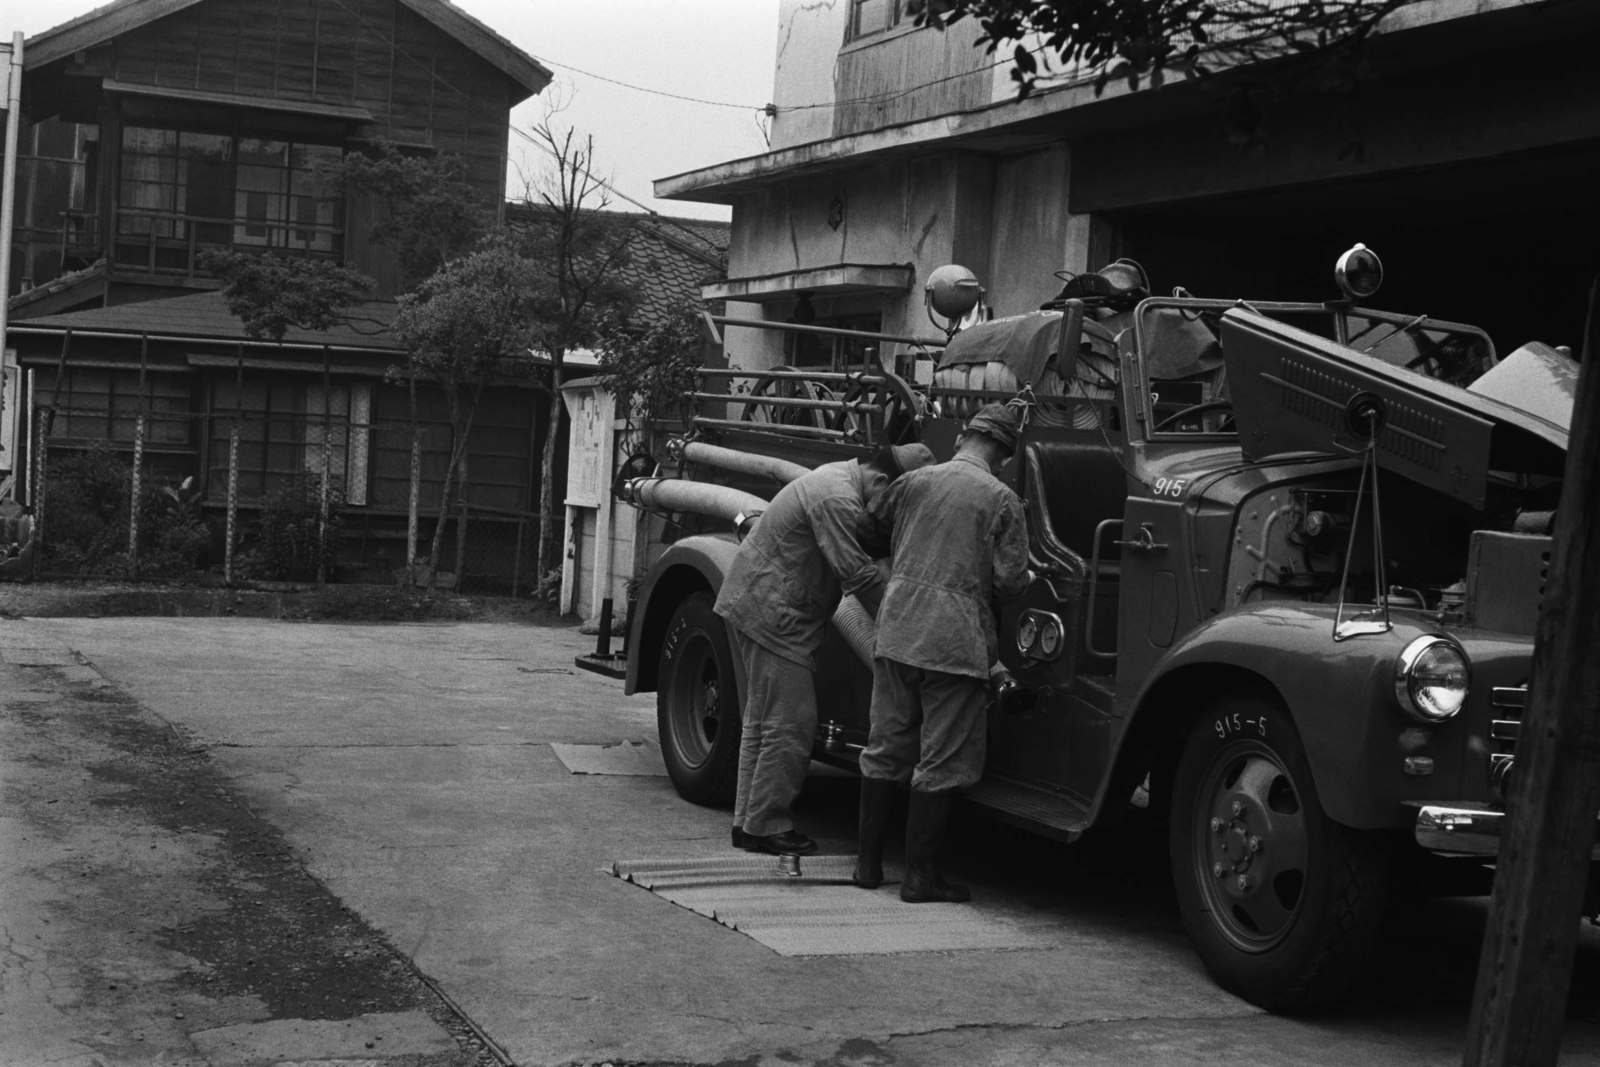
left=14, top=290, right=404, bottom=353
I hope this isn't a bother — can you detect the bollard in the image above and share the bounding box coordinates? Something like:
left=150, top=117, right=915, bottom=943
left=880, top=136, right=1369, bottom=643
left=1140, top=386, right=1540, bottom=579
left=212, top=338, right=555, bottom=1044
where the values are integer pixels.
left=596, top=597, right=614, bottom=657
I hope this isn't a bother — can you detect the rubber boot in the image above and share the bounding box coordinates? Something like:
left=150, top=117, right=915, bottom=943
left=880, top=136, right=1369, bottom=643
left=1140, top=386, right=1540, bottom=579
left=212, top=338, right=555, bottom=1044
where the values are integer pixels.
left=899, top=789, right=970, bottom=904
left=852, top=777, right=899, bottom=889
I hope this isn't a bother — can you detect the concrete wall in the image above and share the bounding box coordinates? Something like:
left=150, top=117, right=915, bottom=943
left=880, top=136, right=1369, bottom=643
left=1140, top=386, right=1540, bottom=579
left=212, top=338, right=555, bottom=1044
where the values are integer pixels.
left=987, top=146, right=1077, bottom=317
left=770, top=0, right=845, bottom=150
left=720, top=142, right=1096, bottom=370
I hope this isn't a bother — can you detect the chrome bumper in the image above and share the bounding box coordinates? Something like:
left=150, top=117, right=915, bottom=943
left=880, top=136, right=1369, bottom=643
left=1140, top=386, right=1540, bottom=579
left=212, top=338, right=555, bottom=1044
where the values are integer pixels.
left=1414, top=804, right=1505, bottom=856
left=1415, top=803, right=1600, bottom=859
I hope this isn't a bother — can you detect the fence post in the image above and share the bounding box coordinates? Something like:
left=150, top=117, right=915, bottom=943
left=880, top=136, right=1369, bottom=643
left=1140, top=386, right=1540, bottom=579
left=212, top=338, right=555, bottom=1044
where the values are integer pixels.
left=224, top=420, right=239, bottom=585
left=317, top=416, right=331, bottom=588
left=32, top=419, right=47, bottom=580
left=128, top=332, right=148, bottom=578
left=454, top=503, right=468, bottom=590
left=318, top=345, right=331, bottom=588
left=128, top=414, right=144, bottom=577
left=511, top=515, right=524, bottom=598
left=407, top=429, right=420, bottom=583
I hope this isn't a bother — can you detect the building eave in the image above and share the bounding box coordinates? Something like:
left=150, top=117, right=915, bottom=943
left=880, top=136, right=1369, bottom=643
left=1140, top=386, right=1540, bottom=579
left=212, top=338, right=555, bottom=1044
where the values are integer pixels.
left=701, top=264, right=914, bottom=304
left=653, top=0, right=1565, bottom=204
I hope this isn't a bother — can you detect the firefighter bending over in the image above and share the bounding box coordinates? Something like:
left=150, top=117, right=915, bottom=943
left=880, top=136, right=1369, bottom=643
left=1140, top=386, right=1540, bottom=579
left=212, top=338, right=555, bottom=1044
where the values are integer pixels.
left=714, top=443, right=937, bottom=856
left=855, top=403, right=1031, bottom=902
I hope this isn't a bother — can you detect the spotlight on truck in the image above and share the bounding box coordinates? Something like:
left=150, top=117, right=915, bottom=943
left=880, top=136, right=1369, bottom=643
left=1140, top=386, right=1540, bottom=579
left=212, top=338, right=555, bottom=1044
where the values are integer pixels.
left=1335, top=242, right=1384, bottom=301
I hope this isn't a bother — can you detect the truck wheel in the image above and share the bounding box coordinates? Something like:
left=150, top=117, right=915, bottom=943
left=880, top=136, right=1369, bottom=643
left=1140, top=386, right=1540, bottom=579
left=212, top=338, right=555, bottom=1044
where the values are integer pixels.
left=656, top=592, right=740, bottom=807
left=1169, top=691, right=1389, bottom=1010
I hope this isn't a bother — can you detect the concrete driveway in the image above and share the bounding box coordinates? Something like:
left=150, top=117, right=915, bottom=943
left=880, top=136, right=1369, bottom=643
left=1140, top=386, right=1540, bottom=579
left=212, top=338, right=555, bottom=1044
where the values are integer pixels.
left=28, top=616, right=1600, bottom=1066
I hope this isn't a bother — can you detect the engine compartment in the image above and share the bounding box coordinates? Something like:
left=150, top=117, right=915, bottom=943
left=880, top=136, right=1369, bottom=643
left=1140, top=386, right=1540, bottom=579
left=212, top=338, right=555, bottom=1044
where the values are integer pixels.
left=1225, top=470, right=1558, bottom=634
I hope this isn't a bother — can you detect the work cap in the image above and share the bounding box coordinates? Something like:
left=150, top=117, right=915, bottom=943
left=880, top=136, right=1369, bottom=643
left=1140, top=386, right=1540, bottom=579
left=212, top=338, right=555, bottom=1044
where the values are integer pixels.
left=965, top=402, right=1021, bottom=452
left=890, top=443, right=936, bottom=475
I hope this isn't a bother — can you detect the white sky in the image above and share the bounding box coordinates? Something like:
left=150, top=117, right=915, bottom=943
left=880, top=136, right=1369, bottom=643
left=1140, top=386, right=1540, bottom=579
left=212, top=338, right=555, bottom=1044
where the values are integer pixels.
left=8, top=0, right=783, bottom=222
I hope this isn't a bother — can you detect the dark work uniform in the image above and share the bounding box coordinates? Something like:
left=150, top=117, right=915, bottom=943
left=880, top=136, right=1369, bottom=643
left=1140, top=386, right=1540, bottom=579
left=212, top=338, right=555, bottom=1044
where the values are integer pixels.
left=860, top=452, right=1029, bottom=791
left=714, top=460, right=884, bottom=837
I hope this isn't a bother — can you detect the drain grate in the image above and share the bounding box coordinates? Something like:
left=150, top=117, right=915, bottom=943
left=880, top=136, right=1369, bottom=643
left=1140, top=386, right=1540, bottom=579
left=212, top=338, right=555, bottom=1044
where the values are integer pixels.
left=611, top=855, right=1042, bottom=956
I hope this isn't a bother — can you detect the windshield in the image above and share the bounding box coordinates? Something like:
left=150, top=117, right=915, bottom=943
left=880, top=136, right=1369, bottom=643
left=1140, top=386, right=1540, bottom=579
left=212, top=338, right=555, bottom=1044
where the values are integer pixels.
left=1134, top=300, right=1498, bottom=437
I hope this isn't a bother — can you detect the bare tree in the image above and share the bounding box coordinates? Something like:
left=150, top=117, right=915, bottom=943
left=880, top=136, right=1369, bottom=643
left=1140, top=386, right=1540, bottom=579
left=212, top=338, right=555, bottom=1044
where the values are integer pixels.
left=515, top=118, right=638, bottom=586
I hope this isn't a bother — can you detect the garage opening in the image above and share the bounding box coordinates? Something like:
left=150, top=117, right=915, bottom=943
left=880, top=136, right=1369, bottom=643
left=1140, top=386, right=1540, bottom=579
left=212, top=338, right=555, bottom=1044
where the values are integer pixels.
left=1106, top=141, right=1600, bottom=357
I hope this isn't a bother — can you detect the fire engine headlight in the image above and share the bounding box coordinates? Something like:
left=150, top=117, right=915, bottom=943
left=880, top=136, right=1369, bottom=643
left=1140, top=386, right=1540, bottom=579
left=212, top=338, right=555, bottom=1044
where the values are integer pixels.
left=1016, top=614, right=1039, bottom=655
left=1394, top=636, right=1470, bottom=723
left=1038, top=616, right=1063, bottom=658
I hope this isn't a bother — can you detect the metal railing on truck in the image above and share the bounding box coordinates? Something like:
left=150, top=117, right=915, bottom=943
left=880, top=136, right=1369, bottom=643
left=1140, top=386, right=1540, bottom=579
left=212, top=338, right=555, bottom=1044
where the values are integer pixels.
left=688, top=315, right=945, bottom=448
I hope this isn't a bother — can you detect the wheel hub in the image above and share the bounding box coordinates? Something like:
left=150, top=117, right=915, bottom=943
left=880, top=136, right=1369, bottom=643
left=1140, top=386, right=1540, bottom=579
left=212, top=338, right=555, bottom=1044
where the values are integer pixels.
left=1211, top=807, right=1263, bottom=879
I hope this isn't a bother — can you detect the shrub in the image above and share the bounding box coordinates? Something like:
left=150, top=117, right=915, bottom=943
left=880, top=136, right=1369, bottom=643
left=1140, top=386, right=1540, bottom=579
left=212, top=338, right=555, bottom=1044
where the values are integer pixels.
left=40, top=445, right=134, bottom=574
left=40, top=446, right=219, bottom=578
left=250, top=474, right=346, bottom=582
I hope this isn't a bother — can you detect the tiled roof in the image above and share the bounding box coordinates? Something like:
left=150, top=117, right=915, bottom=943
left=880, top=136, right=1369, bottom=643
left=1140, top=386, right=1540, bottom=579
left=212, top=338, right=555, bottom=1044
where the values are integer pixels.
left=504, top=205, right=729, bottom=328
left=616, top=217, right=729, bottom=326
left=15, top=290, right=403, bottom=352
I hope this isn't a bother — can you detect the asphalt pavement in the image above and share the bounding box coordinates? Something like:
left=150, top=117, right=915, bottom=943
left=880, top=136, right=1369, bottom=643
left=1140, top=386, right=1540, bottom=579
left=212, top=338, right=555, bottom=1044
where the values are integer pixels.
left=10, top=614, right=1600, bottom=1066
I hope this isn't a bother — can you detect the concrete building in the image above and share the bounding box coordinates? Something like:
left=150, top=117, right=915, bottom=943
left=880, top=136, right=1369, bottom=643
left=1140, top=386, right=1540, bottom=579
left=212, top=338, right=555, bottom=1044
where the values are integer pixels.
left=656, top=0, right=1599, bottom=374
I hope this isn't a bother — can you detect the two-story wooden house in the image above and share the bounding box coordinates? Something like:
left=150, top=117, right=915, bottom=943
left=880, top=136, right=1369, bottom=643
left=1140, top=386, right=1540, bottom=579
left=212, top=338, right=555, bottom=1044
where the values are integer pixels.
left=2, top=0, right=560, bottom=583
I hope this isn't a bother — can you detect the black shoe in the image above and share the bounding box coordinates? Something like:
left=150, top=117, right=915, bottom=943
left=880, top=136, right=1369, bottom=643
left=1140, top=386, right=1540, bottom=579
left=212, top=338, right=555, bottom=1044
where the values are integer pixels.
left=744, top=829, right=818, bottom=856
left=732, top=826, right=752, bottom=850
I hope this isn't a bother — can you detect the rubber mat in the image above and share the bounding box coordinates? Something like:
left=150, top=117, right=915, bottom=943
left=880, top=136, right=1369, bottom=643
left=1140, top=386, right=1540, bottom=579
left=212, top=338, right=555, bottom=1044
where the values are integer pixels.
left=611, top=854, right=1042, bottom=956
left=550, top=740, right=666, bottom=776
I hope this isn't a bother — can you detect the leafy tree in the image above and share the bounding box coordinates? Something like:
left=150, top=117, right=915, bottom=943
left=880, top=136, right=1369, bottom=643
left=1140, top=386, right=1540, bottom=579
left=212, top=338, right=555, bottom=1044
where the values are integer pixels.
left=392, top=238, right=546, bottom=578
left=514, top=120, right=639, bottom=582
left=340, top=141, right=492, bottom=288
left=596, top=302, right=706, bottom=453
left=921, top=0, right=1407, bottom=97
left=199, top=251, right=374, bottom=341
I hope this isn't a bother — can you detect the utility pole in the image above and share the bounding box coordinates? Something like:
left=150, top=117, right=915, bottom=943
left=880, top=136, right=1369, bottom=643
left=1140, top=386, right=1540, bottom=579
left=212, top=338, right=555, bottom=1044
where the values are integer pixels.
left=1464, top=278, right=1600, bottom=1066
left=1, top=33, right=26, bottom=487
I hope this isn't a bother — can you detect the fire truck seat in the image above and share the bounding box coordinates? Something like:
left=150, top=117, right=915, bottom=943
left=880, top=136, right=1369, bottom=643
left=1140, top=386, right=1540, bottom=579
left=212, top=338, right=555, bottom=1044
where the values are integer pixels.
left=1022, top=438, right=1127, bottom=568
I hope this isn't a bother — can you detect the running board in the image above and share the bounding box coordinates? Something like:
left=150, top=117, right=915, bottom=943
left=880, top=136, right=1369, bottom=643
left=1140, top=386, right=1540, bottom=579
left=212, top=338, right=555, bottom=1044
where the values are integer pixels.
left=964, top=777, right=1090, bottom=843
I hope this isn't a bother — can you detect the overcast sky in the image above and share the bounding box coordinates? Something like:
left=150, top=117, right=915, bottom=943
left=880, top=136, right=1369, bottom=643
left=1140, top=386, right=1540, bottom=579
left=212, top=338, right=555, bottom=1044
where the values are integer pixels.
left=10, top=0, right=782, bottom=221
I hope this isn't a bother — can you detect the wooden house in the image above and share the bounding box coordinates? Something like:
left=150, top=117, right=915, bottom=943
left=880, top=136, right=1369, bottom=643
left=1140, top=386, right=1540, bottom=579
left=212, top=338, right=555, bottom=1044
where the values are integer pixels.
left=2, top=0, right=561, bottom=586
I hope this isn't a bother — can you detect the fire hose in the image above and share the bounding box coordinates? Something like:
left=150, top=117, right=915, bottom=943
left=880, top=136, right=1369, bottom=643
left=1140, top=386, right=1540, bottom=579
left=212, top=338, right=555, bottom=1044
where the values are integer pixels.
left=678, top=440, right=810, bottom=487
left=617, top=477, right=769, bottom=529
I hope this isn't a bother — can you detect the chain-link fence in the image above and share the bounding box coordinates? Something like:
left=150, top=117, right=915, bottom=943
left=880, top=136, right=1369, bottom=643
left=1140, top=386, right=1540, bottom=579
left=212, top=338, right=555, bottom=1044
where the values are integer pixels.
left=19, top=401, right=550, bottom=595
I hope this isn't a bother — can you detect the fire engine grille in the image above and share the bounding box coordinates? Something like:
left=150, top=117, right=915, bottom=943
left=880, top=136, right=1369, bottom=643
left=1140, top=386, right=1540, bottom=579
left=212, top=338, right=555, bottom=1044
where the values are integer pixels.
left=1489, top=685, right=1526, bottom=801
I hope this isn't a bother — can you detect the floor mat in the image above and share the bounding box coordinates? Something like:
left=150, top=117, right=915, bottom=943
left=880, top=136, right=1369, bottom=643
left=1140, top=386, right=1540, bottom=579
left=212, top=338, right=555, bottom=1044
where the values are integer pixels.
left=611, top=854, right=1043, bottom=956
left=550, top=740, right=666, bottom=776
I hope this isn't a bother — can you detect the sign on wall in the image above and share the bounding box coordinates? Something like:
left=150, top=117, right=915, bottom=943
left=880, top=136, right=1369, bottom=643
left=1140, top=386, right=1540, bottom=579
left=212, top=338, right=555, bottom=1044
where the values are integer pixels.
left=562, top=384, right=609, bottom=508
left=0, top=354, right=18, bottom=479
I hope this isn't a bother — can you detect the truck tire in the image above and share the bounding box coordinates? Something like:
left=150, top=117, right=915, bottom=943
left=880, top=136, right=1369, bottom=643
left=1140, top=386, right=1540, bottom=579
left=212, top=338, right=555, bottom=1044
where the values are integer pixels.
left=657, top=592, right=741, bottom=807
left=1169, top=691, right=1389, bottom=1010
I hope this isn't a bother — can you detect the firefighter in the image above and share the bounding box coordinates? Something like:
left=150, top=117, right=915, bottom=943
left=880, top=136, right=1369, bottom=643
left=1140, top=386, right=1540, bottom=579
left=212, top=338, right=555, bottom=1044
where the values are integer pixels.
left=715, top=442, right=937, bottom=856
left=854, top=403, right=1031, bottom=902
